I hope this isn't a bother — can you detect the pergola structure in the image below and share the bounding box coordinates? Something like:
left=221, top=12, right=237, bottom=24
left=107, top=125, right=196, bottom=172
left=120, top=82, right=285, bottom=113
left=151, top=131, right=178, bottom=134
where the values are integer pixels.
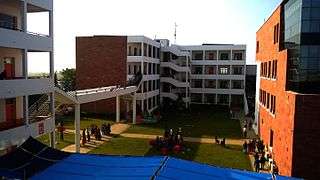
left=54, top=85, right=138, bottom=153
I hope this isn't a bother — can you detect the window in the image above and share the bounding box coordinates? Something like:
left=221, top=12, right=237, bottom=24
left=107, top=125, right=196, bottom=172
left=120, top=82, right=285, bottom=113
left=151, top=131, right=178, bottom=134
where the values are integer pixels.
left=133, top=48, right=137, bottom=56
left=232, top=80, right=243, bottom=89
left=192, top=80, right=203, bottom=88
left=220, top=52, right=230, bottom=60
left=205, top=80, right=216, bottom=88
left=267, top=93, right=270, bottom=109
left=128, top=46, right=132, bottom=56
left=256, top=41, right=260, bottom=53
left=191, top=93, right=202, bottom=103
left=232, top=66, right=243, bottom=75
left=218, top=80, right=230, bottom=89
left=233, top=53, right=243, bottom=60
left=192, top=51, right=203, bottom=60
left=148, top=45, right=152, bottom=57
left=205, top=66, right=216, bottom=74
left=268, top=61, right=271, bottom=78
left=219, top=66, right=230, bottom=75
left=0, top=13, right=17, bottom=30
left=205, top=51, right=216, bottom=60
left=192, top=66, right=203, bottom=74
left=218, top=94, right=229, bottom=104
left=273, top=23, right=279, bottom=44
left=270, top=129, right=274, bottom=147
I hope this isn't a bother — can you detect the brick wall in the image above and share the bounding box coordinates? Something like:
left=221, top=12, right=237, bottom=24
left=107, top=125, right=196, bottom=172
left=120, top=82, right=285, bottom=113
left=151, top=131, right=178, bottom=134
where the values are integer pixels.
left=257, top=6, right=295, bottom=176
left=76, top=36, right=127, bottom=114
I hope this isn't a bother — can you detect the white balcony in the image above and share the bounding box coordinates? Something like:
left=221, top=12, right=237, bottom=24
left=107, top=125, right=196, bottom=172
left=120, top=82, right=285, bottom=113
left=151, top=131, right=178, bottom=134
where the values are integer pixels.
left=27, top=0, right=53, bottom=11
left=127, top=74, right=160, bottom=81
left=161, top=62, right=190, bottom=72
left=190, top=74, right=245, bottom=80
left=136, top=90, right=160, bottom=100
left=0, top=78, right=53, bottom=99
left=190, top=88, right=245, bottom=95
left=160, top=77, right=190, bottom=88
left=0, top=116, right=54, bottom=150
left=127, top=56, right=160, bottom=64
left=0, top=28, right=53, bottom=52
left=191, top=60, right=245, bottom=66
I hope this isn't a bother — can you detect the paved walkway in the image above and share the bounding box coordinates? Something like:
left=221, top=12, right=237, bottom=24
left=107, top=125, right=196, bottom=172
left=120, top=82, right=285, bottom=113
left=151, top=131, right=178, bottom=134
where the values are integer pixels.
left=61, top=123, right=130, bottom=153
left=121, top=133, right=248, bottom=146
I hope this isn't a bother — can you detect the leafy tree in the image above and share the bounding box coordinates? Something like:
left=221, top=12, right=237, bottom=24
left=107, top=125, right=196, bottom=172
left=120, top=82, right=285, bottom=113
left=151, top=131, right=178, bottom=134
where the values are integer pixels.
left=54, top=71, right=59, bottom=88
left=60, top=68, right=76, bottom=91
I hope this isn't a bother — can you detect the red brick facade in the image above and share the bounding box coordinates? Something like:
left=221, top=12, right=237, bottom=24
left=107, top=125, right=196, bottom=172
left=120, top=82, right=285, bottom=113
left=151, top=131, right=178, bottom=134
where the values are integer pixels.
left=257, top=5, right=320, bottom=179
left=76, top=36, right=127, bottom=114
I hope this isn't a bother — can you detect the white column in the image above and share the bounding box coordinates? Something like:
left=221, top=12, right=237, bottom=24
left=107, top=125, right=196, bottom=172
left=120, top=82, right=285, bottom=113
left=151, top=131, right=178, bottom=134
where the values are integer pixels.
left=49, top=93, right=55, bottom=148
left=22, top=1, right=27, bottom=32
left=23, top=49, right=28, bottom=79
left=229, top=94, right=232, bottom=107
left=50, top=51, right=54, bottom=79
left=116, top=96, right=120, bottom=123
left=75, top=103, right=80, bottom=153
left=132, top=94, right=137, bottom=124
left=49, top=9, right=53, bottom=37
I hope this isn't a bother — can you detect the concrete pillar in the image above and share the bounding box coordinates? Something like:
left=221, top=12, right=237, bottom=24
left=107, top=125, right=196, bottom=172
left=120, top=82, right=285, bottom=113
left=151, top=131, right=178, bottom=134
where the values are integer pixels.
left=23, top=49, right=28, bottom=79
left=24, top=95, right=29, bottom=125
left=75, top=103, right=80, bottom=153
left=49, top=93, right=55, bottom=148
left=49, top=9, right=53, bottom=37
left=132, top=94, right=137, bottom=124
left=116, top=96, right=120, bottom=123
left=50, top=51, right=54, bottom=79
left=21, top=1, right=27, bottom=32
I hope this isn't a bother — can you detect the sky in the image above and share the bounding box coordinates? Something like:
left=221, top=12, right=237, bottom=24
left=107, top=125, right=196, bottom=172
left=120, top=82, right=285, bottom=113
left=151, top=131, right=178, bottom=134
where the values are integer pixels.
left=28, top=0, right=282, bottom=73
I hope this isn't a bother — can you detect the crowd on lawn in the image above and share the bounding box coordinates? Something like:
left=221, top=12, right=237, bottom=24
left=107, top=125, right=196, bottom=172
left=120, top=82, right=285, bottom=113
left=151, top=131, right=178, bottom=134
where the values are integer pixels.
left=81, top=123, right=112, bottom=145
left=243, top=139, right=279, bottom=174
left=149, top=127, right=184, bottom=155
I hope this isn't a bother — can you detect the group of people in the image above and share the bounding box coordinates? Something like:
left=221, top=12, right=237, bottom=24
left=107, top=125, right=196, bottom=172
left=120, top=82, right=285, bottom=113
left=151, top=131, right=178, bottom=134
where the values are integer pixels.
left=243, top=139, right=278, bottom=174
left=242, top=119, right=253, bottom=138
left=214, top=136, right=226, bottom=146
left=243, top=139, right=265, bottom=154
left=150, top=127, right=184, bottom=155
left=81, top=123, right=112, bottom=145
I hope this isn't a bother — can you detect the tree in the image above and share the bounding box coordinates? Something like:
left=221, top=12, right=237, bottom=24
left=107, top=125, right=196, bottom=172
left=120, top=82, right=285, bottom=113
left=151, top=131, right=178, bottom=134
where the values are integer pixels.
left=60, top=68, right=76, bottom=91
left=54, top=71, right=59, bottom=88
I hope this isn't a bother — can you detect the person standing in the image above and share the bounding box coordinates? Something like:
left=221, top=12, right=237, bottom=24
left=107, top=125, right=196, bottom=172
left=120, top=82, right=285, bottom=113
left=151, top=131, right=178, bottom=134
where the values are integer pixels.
left=242, top=127, right=247, bottom=138
left=82, top=129, right=86, bottom=145
left=243, top=141, right=248, bottom=153
left=87, top=128, right=91, bottom=142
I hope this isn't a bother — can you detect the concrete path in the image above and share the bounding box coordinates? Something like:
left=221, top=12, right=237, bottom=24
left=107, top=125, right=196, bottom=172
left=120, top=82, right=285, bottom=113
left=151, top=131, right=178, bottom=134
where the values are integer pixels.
left=61, top=123, right=130, bottom=153
left=120, top=133, right=248, bottom=146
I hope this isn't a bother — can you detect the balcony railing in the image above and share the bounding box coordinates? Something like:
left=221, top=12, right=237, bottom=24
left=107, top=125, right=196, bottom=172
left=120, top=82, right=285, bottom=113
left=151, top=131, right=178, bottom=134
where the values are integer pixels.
left=0, top=118, right=25, bottom=131
left=0, top=22, right=50, bottom=37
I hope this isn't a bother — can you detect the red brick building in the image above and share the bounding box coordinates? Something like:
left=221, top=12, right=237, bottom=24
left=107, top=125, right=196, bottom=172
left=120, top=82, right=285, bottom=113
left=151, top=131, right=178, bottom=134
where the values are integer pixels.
left=256, top=0, right=320, bottom=179
left=76, top=36, right=127, bottom=114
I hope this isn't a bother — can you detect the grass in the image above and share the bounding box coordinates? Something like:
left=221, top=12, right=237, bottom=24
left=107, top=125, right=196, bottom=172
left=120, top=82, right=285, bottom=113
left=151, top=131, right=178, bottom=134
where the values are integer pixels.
left=126, top=105, right=242, bottom=139
left=37, top=132, right=75, bottom=150
left=90, top=136, right=251, bottom=171
left=56, top=115, right=114, bottom=130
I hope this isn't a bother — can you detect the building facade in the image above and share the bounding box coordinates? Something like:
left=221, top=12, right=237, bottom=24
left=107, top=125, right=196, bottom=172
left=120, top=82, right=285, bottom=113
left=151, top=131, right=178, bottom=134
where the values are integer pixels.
left=77, top=36, right=247, bottom=115
left=0, top=0, right=55, bottom=153
left=255, top=0, right=320, bottom=178
left=160, top=42, right=246, bottom=109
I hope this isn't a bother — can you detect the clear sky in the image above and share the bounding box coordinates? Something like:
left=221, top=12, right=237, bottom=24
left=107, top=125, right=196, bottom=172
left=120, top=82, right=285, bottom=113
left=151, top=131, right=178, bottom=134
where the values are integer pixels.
left=28, top=0, right=282, bottom=72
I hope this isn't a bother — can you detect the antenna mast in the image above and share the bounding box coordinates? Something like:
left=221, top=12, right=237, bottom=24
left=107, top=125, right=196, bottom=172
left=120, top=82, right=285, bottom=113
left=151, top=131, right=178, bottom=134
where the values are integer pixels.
left=174, top=22, right=178, bottom=44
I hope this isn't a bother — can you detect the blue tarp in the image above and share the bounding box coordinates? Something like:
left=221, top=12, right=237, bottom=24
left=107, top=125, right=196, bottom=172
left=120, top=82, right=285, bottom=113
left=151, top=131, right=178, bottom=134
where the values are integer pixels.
left=0, top=138, right=300, bottom=180
left=31, top=154, right=298, bottom=180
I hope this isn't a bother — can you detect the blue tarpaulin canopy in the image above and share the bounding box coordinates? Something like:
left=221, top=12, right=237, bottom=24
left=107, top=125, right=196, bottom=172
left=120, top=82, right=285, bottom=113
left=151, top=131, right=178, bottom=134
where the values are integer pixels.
left=0, top=137, right=299, bottom=180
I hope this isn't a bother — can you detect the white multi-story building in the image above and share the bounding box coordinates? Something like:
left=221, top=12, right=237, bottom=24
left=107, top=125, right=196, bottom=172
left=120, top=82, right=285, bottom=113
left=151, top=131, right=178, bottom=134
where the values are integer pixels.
left=0, top=0, right=55, bottom=153
left=159, top=40, right=246, bottom=108
left=127, top=36, right=161, bottom=113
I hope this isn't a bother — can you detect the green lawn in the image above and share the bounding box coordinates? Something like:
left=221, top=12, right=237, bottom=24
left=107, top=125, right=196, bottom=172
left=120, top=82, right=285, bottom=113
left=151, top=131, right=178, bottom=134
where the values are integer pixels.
left=56, top=115, right=114, bottom=130
left=37, top=132, right=75, bottom=150
left=126, top=105, right=242, bottom=139
left=90, top=136, right=251, bottom=171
